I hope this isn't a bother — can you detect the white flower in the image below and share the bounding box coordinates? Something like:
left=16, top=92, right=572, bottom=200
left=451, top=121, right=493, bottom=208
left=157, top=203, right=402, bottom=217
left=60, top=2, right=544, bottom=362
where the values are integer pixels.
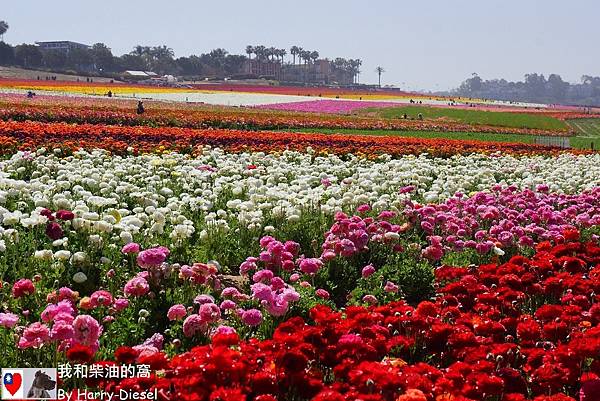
left=73, top=272, right=87, bottom=283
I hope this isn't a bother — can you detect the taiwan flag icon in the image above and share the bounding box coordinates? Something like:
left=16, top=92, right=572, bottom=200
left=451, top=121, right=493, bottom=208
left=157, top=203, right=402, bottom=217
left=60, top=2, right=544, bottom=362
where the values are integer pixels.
left=1, top=369, right=24, bottom=400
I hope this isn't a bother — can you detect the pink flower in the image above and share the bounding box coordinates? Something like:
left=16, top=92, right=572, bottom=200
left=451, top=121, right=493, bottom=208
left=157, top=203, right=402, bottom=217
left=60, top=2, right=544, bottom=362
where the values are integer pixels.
left=357, top=204, right=371, bottom=214
left=72, top=315, right=103, bottom=349
left=362, top=295, right=378, bottom=305
left=90, top=290, right=113, bottom=308
left=183, top=314, right=206, bottom=337
left=121, top=242, right=140, bottom=254
left=136, top=246, right=169, bottom=268
left=18, top=322, right=50, bottom=349
left=198, top=303, right=221, bottom=324
left=220, top=300, right=237, bottom=310
left=298, top=258, right=322, bottom=275
left=0, top=312, right=19, bottom=328
left=361, top=264, right=376, bottom=278
left=114, top=298, right=129, bottom=311
left=315, top=289, right=330, bottom=299
left=384, top=281, right=399, bottom=293
left=50, top=320, right=75, bottom=341
left=241, top=309, right=263, bottom=327
left=167, top=304, right=187, bottom=321
left=124, top=277, right=150, bottom=297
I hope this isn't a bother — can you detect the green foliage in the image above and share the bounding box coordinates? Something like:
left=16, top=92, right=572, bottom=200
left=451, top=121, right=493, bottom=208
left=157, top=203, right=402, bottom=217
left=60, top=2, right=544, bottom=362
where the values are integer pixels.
left=362, top=105, right=569, bottom=131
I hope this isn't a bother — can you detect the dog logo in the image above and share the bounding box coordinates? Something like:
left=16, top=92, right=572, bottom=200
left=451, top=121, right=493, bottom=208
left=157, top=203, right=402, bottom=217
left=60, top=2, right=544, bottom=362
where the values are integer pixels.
left=26, top=370, right=56, bottom=399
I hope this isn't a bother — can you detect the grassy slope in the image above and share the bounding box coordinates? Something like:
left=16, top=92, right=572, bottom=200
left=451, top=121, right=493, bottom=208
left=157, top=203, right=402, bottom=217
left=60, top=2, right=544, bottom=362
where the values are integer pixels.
left=360, top=105, right=569, bottom=131
left=567, top=119, right=600, bottom=149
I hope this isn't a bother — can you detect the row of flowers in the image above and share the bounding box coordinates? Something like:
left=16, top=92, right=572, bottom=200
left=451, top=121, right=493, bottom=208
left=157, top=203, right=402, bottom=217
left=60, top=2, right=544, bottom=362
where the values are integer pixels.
left=0, top=94, right=575, bottom=136
left=4, top=234, right=600, bottom=400
left=0, top=120, right=586, bottom=157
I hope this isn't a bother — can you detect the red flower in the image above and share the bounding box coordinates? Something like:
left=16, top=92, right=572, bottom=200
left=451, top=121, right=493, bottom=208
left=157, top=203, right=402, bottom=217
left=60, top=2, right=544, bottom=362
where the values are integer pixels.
left=56, top=209, right=75, bottom=220
left=66, top=344, right=94, bottom=363
left=12, top=278, right=35, bottom=298
left=45, top=221, right=64, bottom=240
left=114, top=346, right=139, bottom=364
left=278, top=348, right=308, bottom=373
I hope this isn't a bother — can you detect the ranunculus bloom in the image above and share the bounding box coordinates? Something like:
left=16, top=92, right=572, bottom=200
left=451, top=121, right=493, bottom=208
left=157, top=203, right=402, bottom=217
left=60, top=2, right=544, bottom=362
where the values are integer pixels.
left=18, top=322, right=50, bottom=349
left=137, top=246, right=169, bottom=268
left=167, top=304, right=187, bottom=321
left=121, top=242, right=141, bottom=254
left=0, top=312, right=19, bottom=328
left=56, top=210, right=75, bottom=220
left=12, top=278, right=35, bottom=298
left=183, top=314, right=206, bottom=337
left=45, top=221, right=64, bottom=240
left=241, top=309, right=263, bottom=326
left=124, top=277, right=150, bottom=297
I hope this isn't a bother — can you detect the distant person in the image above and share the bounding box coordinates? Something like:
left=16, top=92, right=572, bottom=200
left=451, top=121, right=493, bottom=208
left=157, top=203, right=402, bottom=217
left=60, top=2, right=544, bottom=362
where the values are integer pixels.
left=107, top=90, right=113, bottom=97
left=27, top=91, right=35, bottom=98
left=137, top=101, right=145, bottom=115
left=417, top=113, right=423, bottom=120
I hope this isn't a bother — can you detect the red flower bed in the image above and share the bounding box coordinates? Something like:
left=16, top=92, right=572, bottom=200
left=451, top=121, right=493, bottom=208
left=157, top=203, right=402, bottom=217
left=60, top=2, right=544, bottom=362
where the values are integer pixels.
left=87, top=238, right=600, bottom=401
left=0, top=120, right=585, bottom=157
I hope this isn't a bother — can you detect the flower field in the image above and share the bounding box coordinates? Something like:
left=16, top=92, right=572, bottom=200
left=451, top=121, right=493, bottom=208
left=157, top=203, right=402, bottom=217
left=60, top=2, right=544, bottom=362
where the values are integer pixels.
left=0, top=93, right=579, bottom=136
left=1, top=83, right=600, bottom=401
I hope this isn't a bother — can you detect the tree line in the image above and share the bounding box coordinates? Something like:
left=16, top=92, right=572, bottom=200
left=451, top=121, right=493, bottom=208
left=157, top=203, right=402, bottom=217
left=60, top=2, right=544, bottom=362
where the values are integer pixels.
left=0, top=21, right=364, bottom=81
left=454, top=73, right=600, bottom=106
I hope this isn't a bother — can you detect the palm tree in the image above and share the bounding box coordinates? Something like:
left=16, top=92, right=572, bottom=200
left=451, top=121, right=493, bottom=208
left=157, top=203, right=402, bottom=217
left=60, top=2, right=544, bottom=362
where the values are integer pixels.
left=310, top=50, right=319, bottom=63
left=278, top=48, right=287, bottom=64
left=254, top=45, right=266, bottom=61
left=0, top=21, right=8, bottom=41
left=376, top=66, right=385, bottom=88
left=353, top=59, right=362, bottom=83
left=245, top=45, right=254, bottom=60
left=290, top=46, right=299, bottom=65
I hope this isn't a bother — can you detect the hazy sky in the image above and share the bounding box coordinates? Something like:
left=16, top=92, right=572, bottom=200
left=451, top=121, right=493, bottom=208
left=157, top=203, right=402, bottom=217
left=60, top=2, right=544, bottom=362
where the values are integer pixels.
left=3, top=0, right=599, bottom=90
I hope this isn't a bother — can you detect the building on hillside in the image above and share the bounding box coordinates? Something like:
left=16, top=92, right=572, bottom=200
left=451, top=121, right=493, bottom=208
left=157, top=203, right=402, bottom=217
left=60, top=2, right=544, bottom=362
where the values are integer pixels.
left=281, top=60, right=354, bottom=85
left=241, top=58, right=354, bottom=85
left=35, top=41, right=91, bottom=54
left=242, top=59, right=282, bottom=80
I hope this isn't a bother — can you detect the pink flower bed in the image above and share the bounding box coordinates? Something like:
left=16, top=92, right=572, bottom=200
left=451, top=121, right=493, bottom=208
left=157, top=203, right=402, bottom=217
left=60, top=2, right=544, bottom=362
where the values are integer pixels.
left=255, top=99, right=404, bottom=114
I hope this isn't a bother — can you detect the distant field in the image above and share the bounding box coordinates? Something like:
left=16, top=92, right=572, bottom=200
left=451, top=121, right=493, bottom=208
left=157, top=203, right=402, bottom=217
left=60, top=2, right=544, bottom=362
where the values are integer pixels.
left=567, top=119, right=600, bottom=150
left=294, top=127, right=599, bottom=150
left=360, top=105, right=569, bottom=131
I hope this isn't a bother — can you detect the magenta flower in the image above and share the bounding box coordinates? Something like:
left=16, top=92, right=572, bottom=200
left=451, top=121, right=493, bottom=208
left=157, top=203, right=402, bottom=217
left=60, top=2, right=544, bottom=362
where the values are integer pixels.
left=121, top=242, right=141, bottom=254
left=0, top=312, right=19, bottom=329
left=241, top=309, right=263, bottom=327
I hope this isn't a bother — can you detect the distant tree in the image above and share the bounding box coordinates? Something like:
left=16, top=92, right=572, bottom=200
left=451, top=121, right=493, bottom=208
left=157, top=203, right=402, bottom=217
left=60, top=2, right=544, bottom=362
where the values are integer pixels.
left=90, top=43, right=115, bottom=72
left=42, top=49, right=67, bottom=69
left=224, top=54, right=247, bottom=75
left=66, top=47, right=94, bottom=71
left=524, top=73, right=547, bottom=99
left=0, top=41, right=14, bottom=65
left=310, top=50, right=319, bottom=63
left=253, top=45, right=266, bottom=61
left=176, top=55, right=204, bottom=76
left=119, top=54, right=147, bottom=71
left=0, top=21, right=8, bottom=40
left=14, top=44, right=43, bottom=68
left=276, top=48, right=286, bottom=64
left=245, top=45, right=254, bottom=60
left=290, top=46, right=299, bottom=65
left=376, top=66, right=385, bottom=87
left=547, top=74, right=568, bottom=102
